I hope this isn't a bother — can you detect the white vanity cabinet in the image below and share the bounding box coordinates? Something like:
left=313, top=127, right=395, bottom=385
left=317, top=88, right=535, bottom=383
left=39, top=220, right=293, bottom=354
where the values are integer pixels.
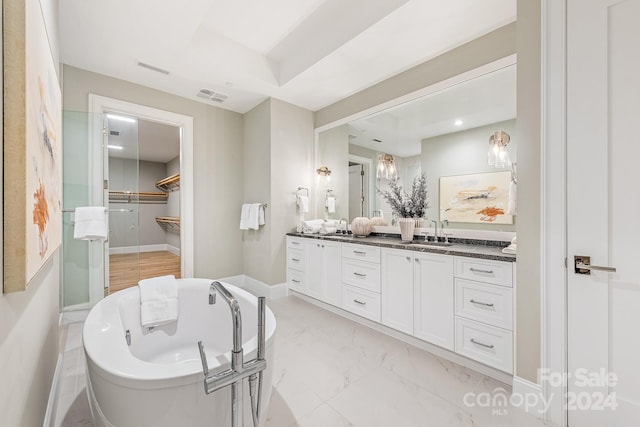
left=341, top=243, right=381, bottom=322
left=453, top=257, right=514, bottom=373
left=286, top=236, right=307, bottom=293
left=413, top=252, right=455, bottom=350
left=306, top=240, right=342, bottom=306
left=381, top=249, right=414, bottom=335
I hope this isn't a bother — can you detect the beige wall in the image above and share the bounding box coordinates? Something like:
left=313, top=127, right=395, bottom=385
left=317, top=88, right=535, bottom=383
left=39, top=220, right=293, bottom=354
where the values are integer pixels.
left=269, top=98, right=314, bottom=283
left=315, top=23, right=517, bottom=128
left=1, top=0, right=61, bottom=425
left=243, top=99, right=314, bottom=285
left=515, top=0, right=542, bottom=383
left=62, top=65, right=245, bottom=279
left=243, top=100, right=272, bottom=284
left=422, top=120, right=517, bottom=231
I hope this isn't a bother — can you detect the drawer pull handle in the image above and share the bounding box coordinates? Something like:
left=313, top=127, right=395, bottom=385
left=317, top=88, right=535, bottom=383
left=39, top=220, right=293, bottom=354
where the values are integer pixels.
left=353, top=299, right=367, bottom=306
left=292, top=241, right=300, bottom=245
left=415, top=258, right=420, bottom=263
left=353, top=272, right=367, bottom=278
left=470, top=338, right=495, bottom=349
left=470, top=267, right=494, bottom=274
left=470, top=299, right=494, bottom=307
left=406, top=256, right=411, bottom=261
left=291, top=258, right=301, bottom=262
left=353, top=250, right=367, bottom=255
left=291, top=279, right=300, bottom=283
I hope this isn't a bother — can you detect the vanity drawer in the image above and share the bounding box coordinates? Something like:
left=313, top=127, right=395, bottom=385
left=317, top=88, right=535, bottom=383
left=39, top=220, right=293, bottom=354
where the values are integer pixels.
left=287, top=268, right=306, bottom=293
left=342, top=259, right=381, bottom=292
left=454, top=257, right=513, bottom=287
left=287, top=249, right=305, bottom=271
left=287, top=236, right=306, bottom=250
left=455, top=317, right=513, bottom=373
left=455, top=279, right=513, bottom=330
left=342, top=244, right=381, bottom=264
left=342, top=284, right=381, bottom=322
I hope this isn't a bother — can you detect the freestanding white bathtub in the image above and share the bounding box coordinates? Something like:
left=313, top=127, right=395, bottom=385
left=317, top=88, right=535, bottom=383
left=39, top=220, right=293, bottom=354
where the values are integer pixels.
left=83, top=278, right=276, bottom=427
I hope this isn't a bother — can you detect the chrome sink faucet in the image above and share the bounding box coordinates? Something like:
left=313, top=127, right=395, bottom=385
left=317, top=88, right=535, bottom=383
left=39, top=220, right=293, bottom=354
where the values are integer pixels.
left=431, top=220, right=438, bottom=242
left=441, top=220, right=449, bottom=243
left=198, top=281, right=267, bottom=427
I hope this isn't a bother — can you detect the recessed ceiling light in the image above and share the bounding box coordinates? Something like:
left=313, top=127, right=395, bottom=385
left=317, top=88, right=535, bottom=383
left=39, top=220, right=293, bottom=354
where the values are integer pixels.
left=454, top=119, right=463, bottom=126
left=107, top=114, right=136, bottom=123
left=107, top=145, right=124, bottom=150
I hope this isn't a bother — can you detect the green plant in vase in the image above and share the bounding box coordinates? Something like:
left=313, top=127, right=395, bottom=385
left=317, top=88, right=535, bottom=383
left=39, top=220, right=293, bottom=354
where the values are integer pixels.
left=378, top=173, right=429, bottom=241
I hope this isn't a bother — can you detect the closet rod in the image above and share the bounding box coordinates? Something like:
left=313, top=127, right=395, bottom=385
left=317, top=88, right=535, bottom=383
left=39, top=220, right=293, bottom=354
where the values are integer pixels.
left=62, top=208, right=134, bottom=213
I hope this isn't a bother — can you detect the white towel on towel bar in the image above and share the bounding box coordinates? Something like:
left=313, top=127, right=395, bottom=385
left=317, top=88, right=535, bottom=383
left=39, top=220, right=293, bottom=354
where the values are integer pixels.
left=240, top=204, right=251, bottom=230
left=73, top=207, right=108, bottom=240
left=507, top=180, right=517, bottom=216
left=138, top=275, right=178, bottom=328
left=247, top=203, right=265, bottom=230
left=297, top=196, right=309, bottom=213
left=326, top=196, right=336, bottom=214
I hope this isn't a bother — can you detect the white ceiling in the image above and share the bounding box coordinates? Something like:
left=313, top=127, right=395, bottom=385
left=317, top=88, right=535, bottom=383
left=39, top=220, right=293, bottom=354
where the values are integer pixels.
left=107, top=115, right=180, bottom=163
left=347, top=64, right=517, bottom=157
left=59, top=0, right=516, bottom=114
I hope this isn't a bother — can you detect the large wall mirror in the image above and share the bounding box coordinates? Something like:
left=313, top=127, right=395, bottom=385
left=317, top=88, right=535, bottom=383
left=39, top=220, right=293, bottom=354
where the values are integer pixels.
left=315, top=59, right=517, bottom=231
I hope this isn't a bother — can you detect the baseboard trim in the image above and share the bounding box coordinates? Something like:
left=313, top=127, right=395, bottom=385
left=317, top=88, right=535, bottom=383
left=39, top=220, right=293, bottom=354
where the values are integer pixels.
left=44, top=314, right=65, bottom=427
left=109, top=244, right=181, bottom=255
left=292, top=291, right=513, bottom=384
left=512, top=376, right=547, bottom=418
left=217, top=275, right=289, bottom=299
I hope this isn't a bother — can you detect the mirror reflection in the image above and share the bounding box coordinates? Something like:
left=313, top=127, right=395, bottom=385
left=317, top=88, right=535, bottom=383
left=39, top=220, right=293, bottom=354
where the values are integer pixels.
left=316, top=63, right=517, bottom=231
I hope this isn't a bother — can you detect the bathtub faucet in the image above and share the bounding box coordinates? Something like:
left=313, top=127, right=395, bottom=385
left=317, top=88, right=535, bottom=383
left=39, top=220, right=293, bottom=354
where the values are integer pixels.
left=197, top=281, right=267, bottom=427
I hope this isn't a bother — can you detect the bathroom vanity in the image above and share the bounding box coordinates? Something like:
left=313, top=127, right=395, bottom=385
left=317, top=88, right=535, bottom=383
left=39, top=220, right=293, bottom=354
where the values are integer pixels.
left=286, top=233, right=515, bottom=378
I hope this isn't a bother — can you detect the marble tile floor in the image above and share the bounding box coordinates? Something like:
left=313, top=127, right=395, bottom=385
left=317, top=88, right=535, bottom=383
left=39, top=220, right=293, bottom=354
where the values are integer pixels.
left=55, top=296, right=555, bottom=427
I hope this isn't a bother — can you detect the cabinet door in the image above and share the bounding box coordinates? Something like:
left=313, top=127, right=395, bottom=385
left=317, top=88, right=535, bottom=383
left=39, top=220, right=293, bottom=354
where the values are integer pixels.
left=381, top=248, right=414, bottom=335
left=305, top=241, right=323, bottom=298
left=322, top=241, right=342, bottom=307
left=414, top=252, right=454, bottom=350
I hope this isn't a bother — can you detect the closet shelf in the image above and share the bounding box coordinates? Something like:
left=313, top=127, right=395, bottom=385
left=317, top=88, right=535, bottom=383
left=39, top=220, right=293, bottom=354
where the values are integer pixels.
left=156, top=216, right=180, bottom=231
left=109, top=191, right=168, bottom=204
left=156, top=173, right=180, bottom=192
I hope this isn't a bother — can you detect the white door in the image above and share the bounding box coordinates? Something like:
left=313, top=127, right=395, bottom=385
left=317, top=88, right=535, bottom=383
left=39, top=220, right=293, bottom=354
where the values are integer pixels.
left=567, top=0, right=640, bottom=425
left=381, top=249, right=414, bottom=335
left=322, top=241, right=343, bottom=307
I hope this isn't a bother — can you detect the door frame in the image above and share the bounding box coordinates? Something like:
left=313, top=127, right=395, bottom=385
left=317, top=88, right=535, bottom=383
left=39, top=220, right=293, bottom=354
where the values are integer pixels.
left=541, top=0, right=568, bottom=425
left=348, top=154, right=373, bottom=218
left=88, top=94, right=194, bottom=303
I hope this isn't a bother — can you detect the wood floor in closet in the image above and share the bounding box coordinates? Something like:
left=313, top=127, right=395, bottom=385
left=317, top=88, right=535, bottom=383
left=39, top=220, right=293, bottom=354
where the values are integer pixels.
left=109, top=250, right=181, bottom=294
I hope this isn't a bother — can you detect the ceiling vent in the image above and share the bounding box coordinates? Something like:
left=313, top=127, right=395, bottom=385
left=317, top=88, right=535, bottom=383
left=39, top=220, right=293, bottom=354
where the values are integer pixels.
left=137, top=61, right=170, bottom=75
left=197, top=88, right=228, bottom=103
left=110, top=130, right=120, bottom=136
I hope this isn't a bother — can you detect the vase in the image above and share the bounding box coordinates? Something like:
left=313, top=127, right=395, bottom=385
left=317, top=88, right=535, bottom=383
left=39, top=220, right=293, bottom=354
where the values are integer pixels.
left=398, top=217, right=415, bottom=242
left=351, top=217, right=372, bottom=237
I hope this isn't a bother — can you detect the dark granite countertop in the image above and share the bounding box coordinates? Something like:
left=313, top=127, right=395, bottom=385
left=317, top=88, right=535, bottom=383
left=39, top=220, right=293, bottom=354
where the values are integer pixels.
left=286, top=232, right=516, bottom=263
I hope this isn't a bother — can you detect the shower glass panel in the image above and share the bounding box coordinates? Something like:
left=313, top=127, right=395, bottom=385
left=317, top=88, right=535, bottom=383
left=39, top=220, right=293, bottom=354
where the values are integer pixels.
left=61, top=111, right=105, bottom=308
left=106, top=113, right=140, bottom=294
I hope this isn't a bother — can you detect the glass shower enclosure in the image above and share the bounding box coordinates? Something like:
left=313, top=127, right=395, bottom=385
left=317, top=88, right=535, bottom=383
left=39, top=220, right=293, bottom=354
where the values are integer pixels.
left=61, top=111, right=140, bottom=310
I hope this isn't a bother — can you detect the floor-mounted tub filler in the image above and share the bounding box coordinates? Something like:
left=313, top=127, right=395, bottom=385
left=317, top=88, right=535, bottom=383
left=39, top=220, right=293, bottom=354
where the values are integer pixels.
left=83, top=279, right=276, bottom=427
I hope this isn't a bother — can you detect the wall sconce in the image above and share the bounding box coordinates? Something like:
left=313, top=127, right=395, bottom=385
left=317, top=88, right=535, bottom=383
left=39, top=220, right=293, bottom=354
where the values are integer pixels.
left=316, top=165, right=332, bottom=182
left=488, top=131, right=511, bottom=168
left=377, top=153, right=397, bottom=180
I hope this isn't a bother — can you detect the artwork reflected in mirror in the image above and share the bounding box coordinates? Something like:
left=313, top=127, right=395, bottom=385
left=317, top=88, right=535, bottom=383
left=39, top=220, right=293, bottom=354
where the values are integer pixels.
left=315, top=62, right=517, bottom=232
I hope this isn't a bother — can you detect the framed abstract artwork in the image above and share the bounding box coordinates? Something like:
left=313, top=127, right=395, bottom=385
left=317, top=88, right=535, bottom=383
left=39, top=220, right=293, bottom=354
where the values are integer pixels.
left=3, top=0, right=62, bottom=292
left=439, top=171, right=513, bottom=225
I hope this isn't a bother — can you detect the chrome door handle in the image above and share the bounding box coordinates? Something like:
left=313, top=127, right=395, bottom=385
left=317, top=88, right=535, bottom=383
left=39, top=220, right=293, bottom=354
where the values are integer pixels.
left=574, top=256, right=617, bottom=274
left=353, top=299, right=367, bottom=306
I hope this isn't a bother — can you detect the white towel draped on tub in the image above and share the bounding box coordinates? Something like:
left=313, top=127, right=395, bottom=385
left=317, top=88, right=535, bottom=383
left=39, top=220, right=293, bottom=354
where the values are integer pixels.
left=73, top=207, right=108, bottom=241
left=139, top=275, right=179, bottom=328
